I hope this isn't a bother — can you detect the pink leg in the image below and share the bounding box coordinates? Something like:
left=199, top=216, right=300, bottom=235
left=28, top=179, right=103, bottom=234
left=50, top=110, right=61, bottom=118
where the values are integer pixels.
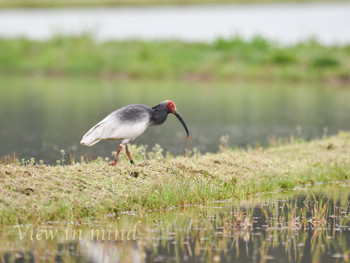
left=125, top=144, right=135, bottom=165
left=109, top=144, right=123, bottom=166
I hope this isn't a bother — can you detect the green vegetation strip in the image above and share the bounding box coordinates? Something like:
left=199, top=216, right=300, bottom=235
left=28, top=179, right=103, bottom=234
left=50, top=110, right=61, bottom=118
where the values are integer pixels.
left=1, top=36, right=349, bottom=82
left=1, top=133, right=350, bottom=225
left=0, top=0, right=333, bottom=8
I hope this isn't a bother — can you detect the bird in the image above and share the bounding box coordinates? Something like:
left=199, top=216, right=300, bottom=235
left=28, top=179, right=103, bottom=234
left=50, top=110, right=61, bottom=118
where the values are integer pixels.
left=80, top=100, right=190, bottom=166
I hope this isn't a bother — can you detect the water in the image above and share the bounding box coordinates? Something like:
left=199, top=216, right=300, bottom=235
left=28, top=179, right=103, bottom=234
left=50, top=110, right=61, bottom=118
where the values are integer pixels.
left=1, top=182, right=350, bottom=262
left=1, top=76, right=350, bottom=163
left=1, top=3, right=350, bottom=44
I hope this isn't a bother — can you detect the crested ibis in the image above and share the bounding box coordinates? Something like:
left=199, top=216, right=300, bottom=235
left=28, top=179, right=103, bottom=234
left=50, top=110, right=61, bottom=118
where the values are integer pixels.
left=80, top=100, right=190, bottom=166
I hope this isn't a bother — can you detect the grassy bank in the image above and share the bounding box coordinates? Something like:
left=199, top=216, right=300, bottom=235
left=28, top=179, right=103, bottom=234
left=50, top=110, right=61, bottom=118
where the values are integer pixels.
left=1, top=36, right=350, bottom=83
left=0, top=0, right=334, bottom=8
left=1, top=132, right=350, bottom=225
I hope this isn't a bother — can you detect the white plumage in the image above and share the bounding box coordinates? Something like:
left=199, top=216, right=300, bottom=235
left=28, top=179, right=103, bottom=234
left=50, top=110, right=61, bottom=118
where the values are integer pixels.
left=80, top=107, right=150, bottom=146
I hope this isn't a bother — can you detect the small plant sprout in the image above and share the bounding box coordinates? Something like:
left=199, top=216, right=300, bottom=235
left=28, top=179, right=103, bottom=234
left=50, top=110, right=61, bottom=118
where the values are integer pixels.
left=192, top=147, right=201, bottom=156
left=60, top=149, right=66, bottom=165
left=323, top=127, right=328, bottom=139
left=148, top=144, right=164, bottom=160
left=219, top=135, right=229, bottom=152
left=165, top=151, right=174, bottom=159
left=296, top=125, right=302, bottom=137
left=290, top=126, right=304, bottom=143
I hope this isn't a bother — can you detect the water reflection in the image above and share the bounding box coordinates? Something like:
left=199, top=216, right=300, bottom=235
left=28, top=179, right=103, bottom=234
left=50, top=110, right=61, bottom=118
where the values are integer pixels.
left=1, top=183, right=350, bottom=262
left=1, top=76, right=350, bottom=163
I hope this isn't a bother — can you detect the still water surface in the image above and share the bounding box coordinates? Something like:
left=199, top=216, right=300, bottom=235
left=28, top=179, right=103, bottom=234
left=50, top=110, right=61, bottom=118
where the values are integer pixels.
left=1, top=76, right=350, bottom=163
left=1, top=182, right=350, bottom=262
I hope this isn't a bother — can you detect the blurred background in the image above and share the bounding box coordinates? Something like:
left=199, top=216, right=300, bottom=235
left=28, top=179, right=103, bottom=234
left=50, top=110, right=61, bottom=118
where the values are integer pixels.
left=0, top=0, right=349, bottom=163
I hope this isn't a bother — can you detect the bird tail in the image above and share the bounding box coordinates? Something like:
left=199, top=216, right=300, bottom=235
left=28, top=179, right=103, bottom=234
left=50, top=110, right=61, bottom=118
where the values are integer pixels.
left=80, top=134, right=100, bottom=146
left=80, top=126, right=101, bottom=146
left=81, top=113, right=118, bottom=146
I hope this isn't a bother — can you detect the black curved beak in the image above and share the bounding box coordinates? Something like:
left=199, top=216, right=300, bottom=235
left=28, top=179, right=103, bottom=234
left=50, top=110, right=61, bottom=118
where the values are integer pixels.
left=174, top=111, right=190, bottom=140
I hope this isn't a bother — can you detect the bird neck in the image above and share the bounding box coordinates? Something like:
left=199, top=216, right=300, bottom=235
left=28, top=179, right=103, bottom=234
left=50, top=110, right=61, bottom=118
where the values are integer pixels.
left=151, top=104, right=170, bottom=125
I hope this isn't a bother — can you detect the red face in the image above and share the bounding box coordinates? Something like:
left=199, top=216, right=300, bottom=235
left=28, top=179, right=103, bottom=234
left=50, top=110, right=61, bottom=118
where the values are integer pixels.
left=166, top=101, right=177, bottom=114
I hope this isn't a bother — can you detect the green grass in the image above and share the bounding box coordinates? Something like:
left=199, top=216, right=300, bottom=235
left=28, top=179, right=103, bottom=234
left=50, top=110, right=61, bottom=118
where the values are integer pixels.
left=0, top=36, right=350, bottom=83
left=1, top=132, right=350, bottom=225
left=0, top=0, right=336, bottom=8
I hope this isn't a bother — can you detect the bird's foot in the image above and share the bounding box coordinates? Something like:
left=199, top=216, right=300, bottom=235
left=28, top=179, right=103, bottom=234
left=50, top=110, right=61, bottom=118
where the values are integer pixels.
left=109, top=161, right=117, bottom=166
left=130, top=160, right=135, bottom=165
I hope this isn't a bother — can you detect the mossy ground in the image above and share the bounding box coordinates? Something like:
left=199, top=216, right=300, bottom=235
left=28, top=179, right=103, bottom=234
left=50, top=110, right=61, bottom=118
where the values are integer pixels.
left=1, top=132, right=350, bottom=225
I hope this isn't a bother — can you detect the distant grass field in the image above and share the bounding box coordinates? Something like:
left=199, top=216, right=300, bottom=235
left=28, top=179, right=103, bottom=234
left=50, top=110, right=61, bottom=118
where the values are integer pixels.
left=0, top=0, right=334, bottom=8
left=0, top=35, right=349, bottom=83
left=1, top=132, right=350, bottom=225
